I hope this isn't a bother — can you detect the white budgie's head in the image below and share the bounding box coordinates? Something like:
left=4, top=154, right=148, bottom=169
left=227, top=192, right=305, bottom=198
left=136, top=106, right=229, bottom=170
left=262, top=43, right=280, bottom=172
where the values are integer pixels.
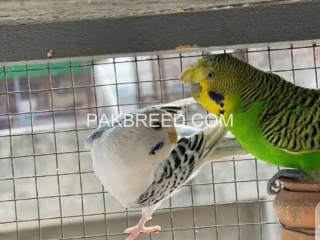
left=122, top=108, right=177, bottom=163
left=99, top=108, right=179, bottom=169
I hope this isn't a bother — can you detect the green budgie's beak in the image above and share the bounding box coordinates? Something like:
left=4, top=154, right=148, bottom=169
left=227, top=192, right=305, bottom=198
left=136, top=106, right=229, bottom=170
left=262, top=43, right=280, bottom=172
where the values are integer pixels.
left=179, top=63, right=202, bottom=85
left=190, top=83, right=201, bottom=101
left=179, top=68, right=194, bottom=85
left=191, top=82, right=201, bottom=93
left=179, top=64, right=203, bottom=101
left=179, top=57, right=209, bottom=84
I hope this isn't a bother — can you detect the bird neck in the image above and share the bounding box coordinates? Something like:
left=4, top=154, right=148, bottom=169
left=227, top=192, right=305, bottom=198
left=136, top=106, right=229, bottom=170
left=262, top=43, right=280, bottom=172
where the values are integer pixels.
left=236, top=69, right=283, bottom=107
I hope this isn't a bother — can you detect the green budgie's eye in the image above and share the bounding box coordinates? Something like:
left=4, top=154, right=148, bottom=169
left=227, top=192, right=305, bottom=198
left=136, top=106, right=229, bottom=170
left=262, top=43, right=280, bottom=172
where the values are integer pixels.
left=207, top=72, right=215, bottom=79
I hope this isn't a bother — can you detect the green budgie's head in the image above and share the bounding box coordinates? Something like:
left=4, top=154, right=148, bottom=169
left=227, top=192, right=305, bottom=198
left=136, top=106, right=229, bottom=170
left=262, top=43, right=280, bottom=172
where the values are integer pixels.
left=179, top=53, right=257, bottom=118
left=179, top=53, right=254, bottom=95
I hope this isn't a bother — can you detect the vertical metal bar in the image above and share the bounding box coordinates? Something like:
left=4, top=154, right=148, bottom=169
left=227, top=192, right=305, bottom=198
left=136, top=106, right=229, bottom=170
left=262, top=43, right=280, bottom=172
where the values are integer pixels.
left=157, top=55, right=175, bottom=240
left=134, top=57, right=142, bottom=109
left=4, top=67, right=20, bottom=240
left=13, top=78, right=21, bottom=127
left=180, top=53, right=185, bottom=100
left=47, top=64, right=64, bottom=239
left=233, top=158, right=241, bottom=240
left=290, top=45, right=297, bottom=84
left=313, top=44, right=319, bottom=89
left=26, top=66, right=42, bottom=240
left=157, top=56, right=164, bottom=105
left=70, top=62, right=87, bottom=238
left=112, top=59, right=121, bottom=116
left=91, top=61, right=109, bottom=240
left=112, top=58, right=129, bottom=233
left=200, top=49, right=220, bottom=240
left=179, top=53, right=197, bottom=239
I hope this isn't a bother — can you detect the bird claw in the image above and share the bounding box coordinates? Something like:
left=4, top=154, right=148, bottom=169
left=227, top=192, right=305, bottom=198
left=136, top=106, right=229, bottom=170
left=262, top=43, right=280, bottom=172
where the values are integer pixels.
left=125, top=231, right=139, bottom=240
left=267, top=169, right=307, bottom=195
left=124, top=215, right=161, bottom=240
left=267, top=182, right=280, bottom=195
left=124, top=225, right=161, bottom=240
left=124, top=225, right=161, bottom=234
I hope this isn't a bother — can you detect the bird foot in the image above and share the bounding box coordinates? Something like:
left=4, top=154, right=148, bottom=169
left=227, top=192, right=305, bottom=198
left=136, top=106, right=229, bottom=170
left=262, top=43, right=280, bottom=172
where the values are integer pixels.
left=267, top=169, right=307, bottom=195
left=124, top=217, right=161, bottom=240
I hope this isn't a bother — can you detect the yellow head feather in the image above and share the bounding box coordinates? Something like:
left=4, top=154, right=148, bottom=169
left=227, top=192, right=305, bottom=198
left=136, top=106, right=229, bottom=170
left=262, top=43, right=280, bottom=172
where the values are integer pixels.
left=179, top=54, right=237, bottom=121
left=179, top=58, right=210, bottom=85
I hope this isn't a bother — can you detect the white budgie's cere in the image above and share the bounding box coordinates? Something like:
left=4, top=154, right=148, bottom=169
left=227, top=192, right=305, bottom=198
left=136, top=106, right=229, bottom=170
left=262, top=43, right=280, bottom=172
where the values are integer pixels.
left=85, top=98, right=248, bottom=240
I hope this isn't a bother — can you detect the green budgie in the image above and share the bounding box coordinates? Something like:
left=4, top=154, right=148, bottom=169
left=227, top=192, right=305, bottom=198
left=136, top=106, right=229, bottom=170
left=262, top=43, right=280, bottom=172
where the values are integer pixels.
left=179, top=53, right=320, bottom=195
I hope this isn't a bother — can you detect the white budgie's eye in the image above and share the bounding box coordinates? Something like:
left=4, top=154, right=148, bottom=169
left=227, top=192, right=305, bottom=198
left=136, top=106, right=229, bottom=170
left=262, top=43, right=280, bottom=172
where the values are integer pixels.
left=151, top=121, right=162, bottom=131
left=207, top=72, right=215, bottom=79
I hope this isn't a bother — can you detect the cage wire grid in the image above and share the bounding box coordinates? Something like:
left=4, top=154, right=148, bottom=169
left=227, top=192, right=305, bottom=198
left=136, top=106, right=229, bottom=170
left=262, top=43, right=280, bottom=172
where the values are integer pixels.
left=0, top=42, right=320, bottom=240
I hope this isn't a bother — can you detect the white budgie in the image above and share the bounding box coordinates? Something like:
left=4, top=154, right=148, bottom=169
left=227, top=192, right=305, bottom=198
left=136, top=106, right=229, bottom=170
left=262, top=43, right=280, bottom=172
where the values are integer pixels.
left=85, top=98, right=248, bottom=240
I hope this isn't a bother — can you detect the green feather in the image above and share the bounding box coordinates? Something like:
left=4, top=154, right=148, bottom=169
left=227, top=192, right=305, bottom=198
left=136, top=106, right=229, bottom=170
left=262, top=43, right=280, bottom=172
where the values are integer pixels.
left=228, top=93, right=320, bottom=172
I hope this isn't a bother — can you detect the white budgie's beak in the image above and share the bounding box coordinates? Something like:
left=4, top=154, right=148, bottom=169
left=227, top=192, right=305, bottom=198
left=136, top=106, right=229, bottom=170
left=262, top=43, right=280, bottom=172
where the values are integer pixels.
left=168, top=131, right=178, bottom=144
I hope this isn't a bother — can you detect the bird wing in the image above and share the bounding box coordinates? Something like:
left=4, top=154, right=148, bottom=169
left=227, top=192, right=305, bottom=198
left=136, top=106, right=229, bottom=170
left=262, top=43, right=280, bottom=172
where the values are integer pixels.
left=131, top=131, right=207, bottom=208
left=260, top=90, right=320, bottom=154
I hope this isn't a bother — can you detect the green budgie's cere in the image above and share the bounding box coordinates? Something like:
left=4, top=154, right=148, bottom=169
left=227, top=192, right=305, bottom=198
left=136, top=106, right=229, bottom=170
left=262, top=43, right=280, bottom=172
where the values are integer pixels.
left=179, top=53, right=320, bottom=194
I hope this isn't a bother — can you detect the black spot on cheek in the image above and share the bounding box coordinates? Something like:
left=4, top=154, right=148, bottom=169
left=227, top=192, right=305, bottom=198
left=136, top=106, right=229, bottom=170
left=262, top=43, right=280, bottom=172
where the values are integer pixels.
left=220, top=102, right=224, bottom=108
left=208, top=92, right=225, bottom=104
left=219, top=110, right=225, bottom=116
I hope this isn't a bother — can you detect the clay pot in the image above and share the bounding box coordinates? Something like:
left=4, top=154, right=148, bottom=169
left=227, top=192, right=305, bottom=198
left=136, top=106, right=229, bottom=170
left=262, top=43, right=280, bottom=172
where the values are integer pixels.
left=273, top=177, right=320, bottom=240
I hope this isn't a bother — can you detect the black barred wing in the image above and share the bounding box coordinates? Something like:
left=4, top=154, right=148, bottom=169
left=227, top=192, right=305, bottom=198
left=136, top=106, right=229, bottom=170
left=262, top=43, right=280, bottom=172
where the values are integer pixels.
left=132, top=132, right=206, bottom=208
left=259, top=87, right=320, bottom=154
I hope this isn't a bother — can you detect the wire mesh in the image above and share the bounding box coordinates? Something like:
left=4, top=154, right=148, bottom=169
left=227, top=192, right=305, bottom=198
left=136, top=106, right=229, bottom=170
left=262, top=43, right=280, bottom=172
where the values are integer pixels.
left=0, top=42, right=320, bottom=240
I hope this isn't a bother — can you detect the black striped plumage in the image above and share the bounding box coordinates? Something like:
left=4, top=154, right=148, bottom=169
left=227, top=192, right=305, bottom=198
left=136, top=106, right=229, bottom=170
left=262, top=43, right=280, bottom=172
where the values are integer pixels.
left=239, top=68, right=320, bottom=153
left=132, top=132, right=206, bottom=208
